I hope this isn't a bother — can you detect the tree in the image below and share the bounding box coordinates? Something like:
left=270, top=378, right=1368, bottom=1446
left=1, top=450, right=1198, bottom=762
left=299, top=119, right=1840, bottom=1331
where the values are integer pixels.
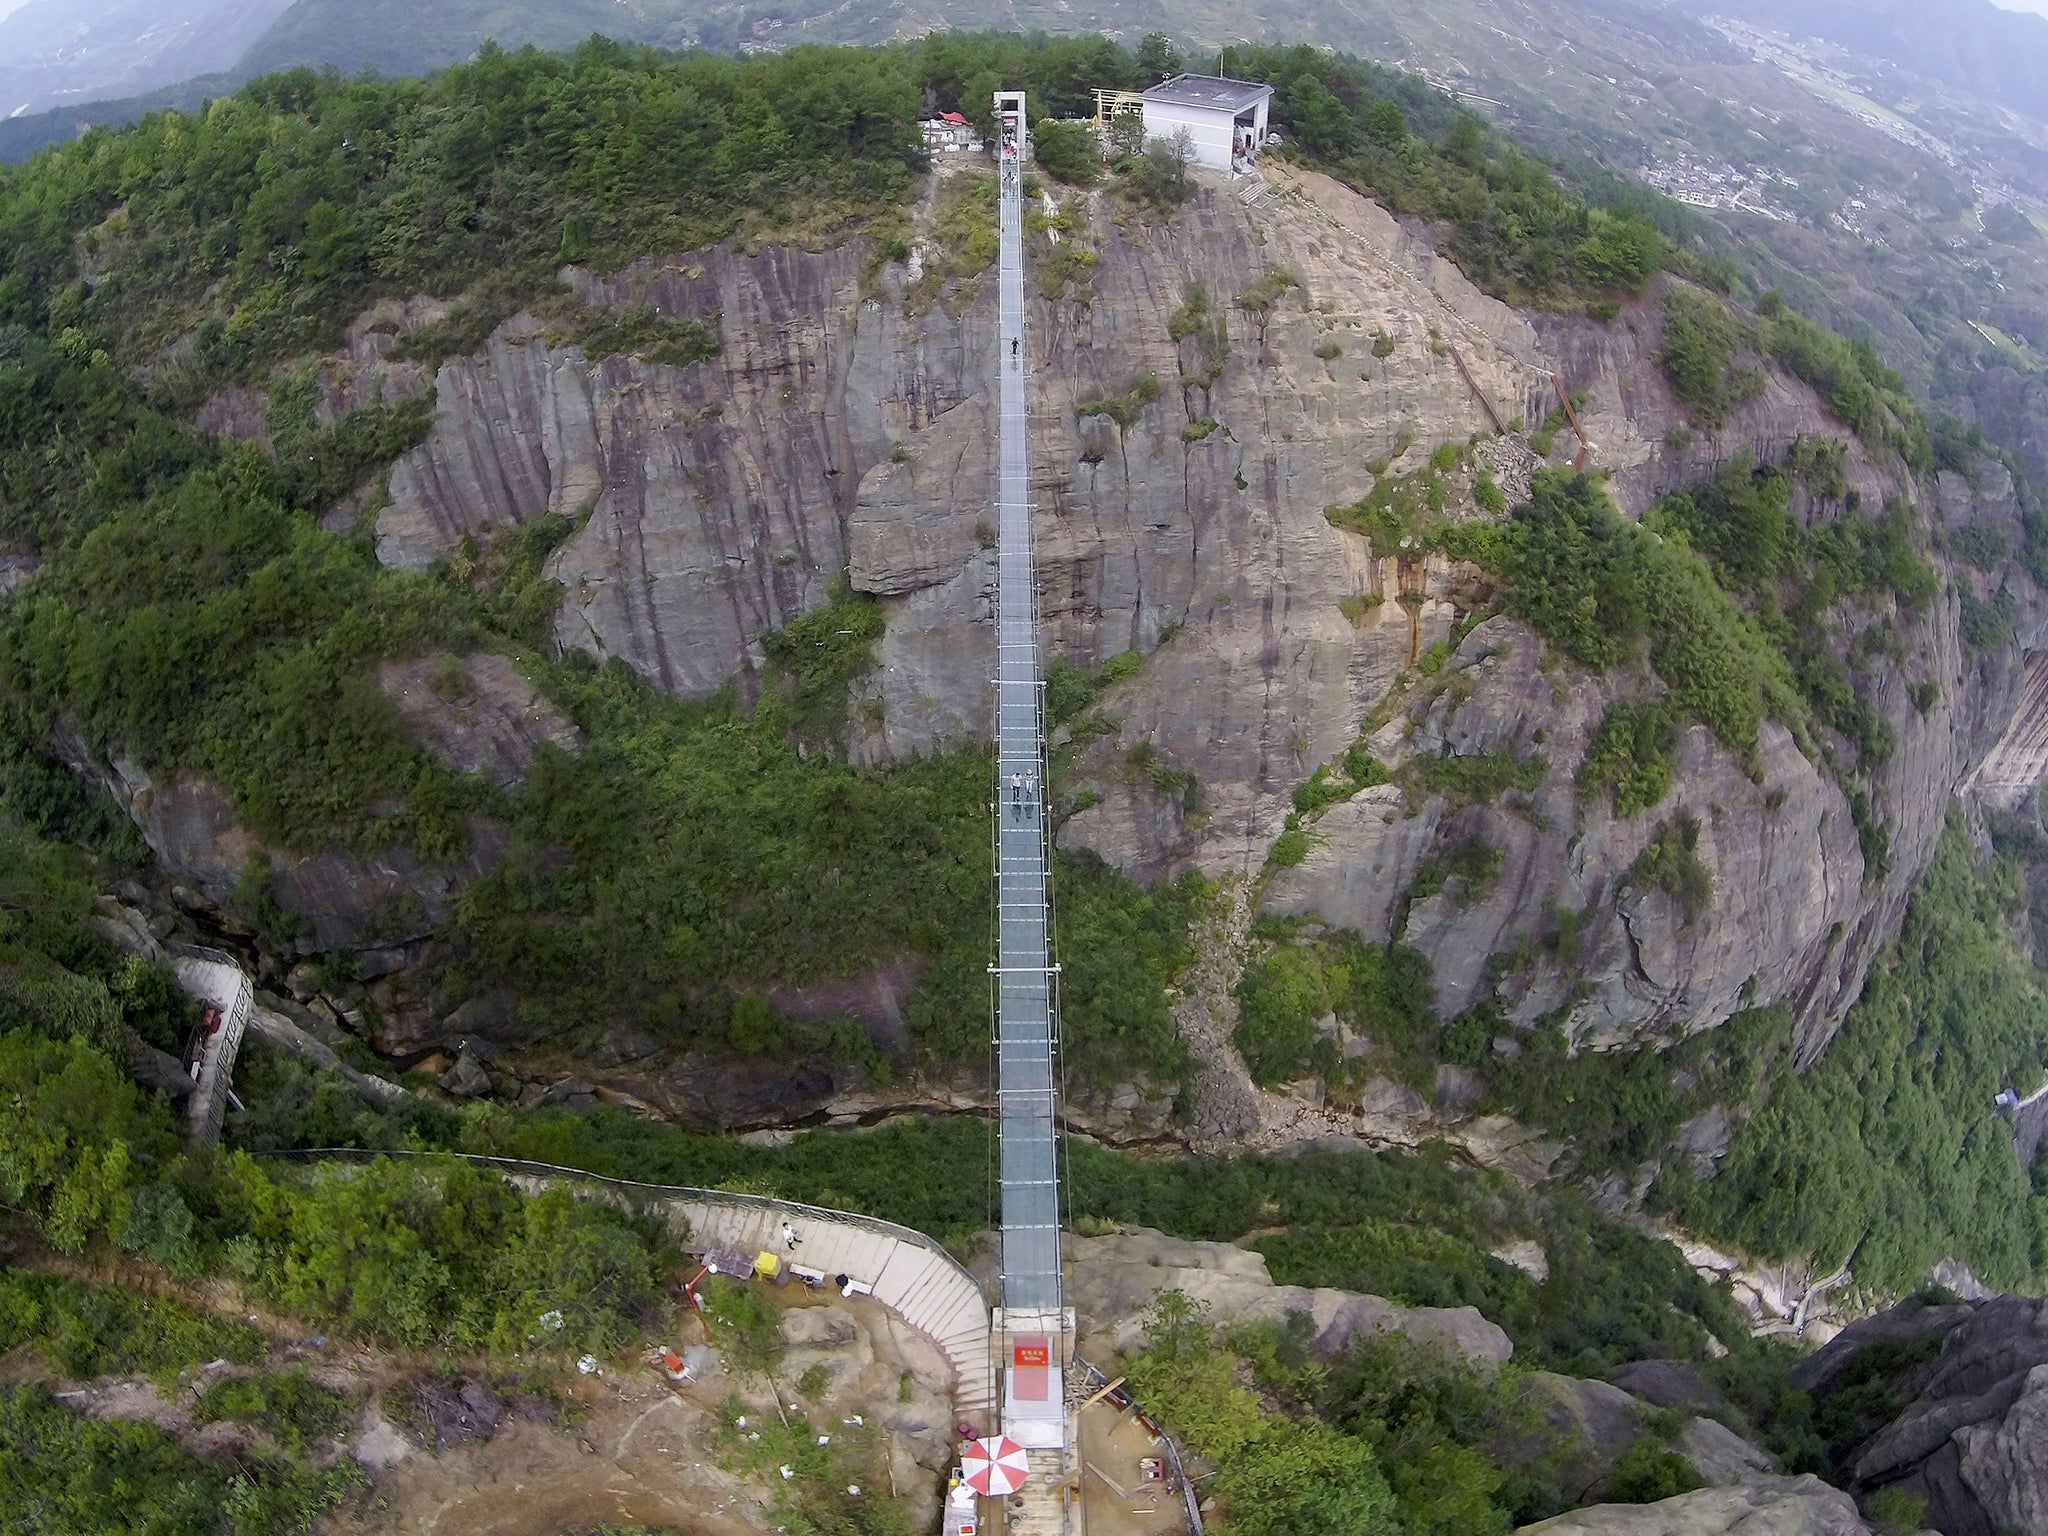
left=1031, top=120, right=1101, bottom=186
left=1286, top=76, right=1358, bottom=159
left=1106, top=109, right=1147, bottom=161
left=0, top=1028, right=175, bottom=1253
left=1125, top=128, right=1194, bottom=211
left=1136, top=32, right=1183, bottom=85
left=1362, top=98, right=1407, bottom=147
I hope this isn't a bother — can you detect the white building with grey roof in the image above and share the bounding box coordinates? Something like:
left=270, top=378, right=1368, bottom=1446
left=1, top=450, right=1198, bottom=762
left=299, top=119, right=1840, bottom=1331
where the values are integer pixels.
left=1140, top=73, right=1273, bottom=178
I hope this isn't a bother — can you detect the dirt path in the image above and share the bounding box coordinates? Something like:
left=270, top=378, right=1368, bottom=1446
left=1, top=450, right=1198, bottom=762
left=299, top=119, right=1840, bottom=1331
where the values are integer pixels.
left=328, top=1379, right=771, bottom=1536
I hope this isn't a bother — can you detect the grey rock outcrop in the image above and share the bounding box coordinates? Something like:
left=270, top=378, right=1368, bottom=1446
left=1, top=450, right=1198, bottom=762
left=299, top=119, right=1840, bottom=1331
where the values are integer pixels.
left=1519, top=1477, right=1874, bottom=1536
left=1524, top=1374, right=1775, bottom=1500
left=379, top=249, right=910, bottom=715
left=366, top=158, right=2002, bottom=1064
left=379, top=651, right=581, bottom=789
left=1611, top=1359, right=1733, bottom=1417
left=1258, top=613, right=1894, bottom=1054
left=1789, top=1293, right=2048, bottom=1536
left=1063, top=1226, right=1514, bottom=1369
left=50, top=728, right=503, bottom=955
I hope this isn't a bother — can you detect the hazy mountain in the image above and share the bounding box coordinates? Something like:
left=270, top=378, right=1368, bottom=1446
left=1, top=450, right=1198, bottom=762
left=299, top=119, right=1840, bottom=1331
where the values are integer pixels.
left=234, top=0, right=701, bottom=80
left=1679, top=0, right=2048, bottom=126
left=0, top=0, right=290, bottom=118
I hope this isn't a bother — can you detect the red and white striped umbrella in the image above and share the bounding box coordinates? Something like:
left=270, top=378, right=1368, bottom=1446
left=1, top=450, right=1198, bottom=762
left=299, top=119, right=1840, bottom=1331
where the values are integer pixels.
left=961, top=1435, right=1030, bottom=1496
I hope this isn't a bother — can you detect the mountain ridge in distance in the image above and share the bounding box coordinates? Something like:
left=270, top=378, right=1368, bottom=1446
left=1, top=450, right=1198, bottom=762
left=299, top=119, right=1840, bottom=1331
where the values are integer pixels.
left=0, top=0, right=291, bottom=119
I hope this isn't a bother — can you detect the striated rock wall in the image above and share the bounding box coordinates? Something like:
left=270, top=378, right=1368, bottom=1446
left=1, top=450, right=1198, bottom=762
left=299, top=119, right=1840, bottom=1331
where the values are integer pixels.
left=377, top=245, right=941, bottom=712
left=222, top=156, right=2037, bottom=1094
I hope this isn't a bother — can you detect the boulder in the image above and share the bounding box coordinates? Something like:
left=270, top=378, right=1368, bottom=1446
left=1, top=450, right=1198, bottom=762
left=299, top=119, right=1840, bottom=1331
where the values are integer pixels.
left=1680, top=1416, right=1780, bottom=1488
left=1798, top=1294, right=2048, bottom=1536
left=1518, top=1476, right=1873, bottom=1536
left=1789, top=1296, right=1976, bottom=1396
left=1065, top=1227, right=1512, bottom=1369
left=1610, top=1359, right=1731, bottom=1417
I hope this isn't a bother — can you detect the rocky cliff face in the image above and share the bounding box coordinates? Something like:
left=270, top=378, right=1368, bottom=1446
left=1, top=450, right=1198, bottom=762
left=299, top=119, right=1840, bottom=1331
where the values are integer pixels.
left=1791, top=1292, right=2048, bottom=1536
left=146, top=154, right=2042, bottom=1120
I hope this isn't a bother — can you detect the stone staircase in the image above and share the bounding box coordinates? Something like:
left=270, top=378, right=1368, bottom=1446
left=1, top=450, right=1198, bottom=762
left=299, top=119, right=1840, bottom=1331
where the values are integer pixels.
left=1237, top=174, right=1281, bottom=211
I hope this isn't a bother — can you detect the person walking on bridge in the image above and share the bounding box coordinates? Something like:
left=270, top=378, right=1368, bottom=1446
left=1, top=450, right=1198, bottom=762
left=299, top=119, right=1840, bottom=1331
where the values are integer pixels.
left=1010, top=772, right=1023, bottom=817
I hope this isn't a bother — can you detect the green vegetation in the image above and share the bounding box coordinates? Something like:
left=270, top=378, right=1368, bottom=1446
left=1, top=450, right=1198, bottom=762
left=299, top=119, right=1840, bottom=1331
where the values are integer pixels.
left=1126, top=1294, right=1402, bottom=1536
left=1450, top=471, right=1804, bottom=758
left=1233, top=920, right=1438, bottom=1089
left=1, top=839, right=683, bottom=1360
left=1046, top=649, right=1141, bottom=726
left=195, top=1075, right=1759, bottom=1376
left=548, top=304, right=720, bottom=369
left=0, top=44, right=923, bottom=406
left=1442, top=459, right=1925, bottom=887
left=1076, top=371, right=1161, bottom=432
left=0, top=1267, right=263, bottom=1384
left=1628, top=812, right=1715, bottom=924
left=1030, top=120, right=1101, bottom=186
left=716, top=1391, right=907, bottom=1536
left=1128, top=1274, right=1764, bottom=1534
left=0, top=1383, right=361, bottom=1536
left=1657, top=287, right=1765, bottom=428
left=1168, top=283, right=1230, bottom=388
left=1481, top=1007, right=1789, bottom=1179
left=1409, top=837, right=1504, bottom=909
left=1758, top=302, right=1931, bottom=473
left=1324, top=461, right=1467, bottom=557
left=192, top=1369, right=357, bottom=1454
left=1607, top=1437, right=1702, bottom=1504
left=1408, top=751, right=1547, bottom=808
left=699, top=1275, right=781, bottom=1372
left=1579, top=701, right=1678, bottom=817
left=1054, top=854, right=1207, bottom=1080
left=1656, top=289, right=1930, bottom=470
left=904, top=173, right=996, bottom=313
left=1664, top=817, right=2048, bottom=1292
left=1236, top=269, right=1300, bottom=317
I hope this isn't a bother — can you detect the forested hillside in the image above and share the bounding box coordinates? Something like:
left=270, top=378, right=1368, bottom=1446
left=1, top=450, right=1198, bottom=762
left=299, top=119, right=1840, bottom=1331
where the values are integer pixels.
left=0, top=34, right=1716, bottom=1081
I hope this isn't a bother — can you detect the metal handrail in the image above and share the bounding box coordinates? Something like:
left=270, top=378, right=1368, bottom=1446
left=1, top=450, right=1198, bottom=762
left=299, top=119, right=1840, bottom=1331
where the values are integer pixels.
left=1071, top=1354, right=1205, bottom=1536
left=254, top=1147, right=991, bottom=1297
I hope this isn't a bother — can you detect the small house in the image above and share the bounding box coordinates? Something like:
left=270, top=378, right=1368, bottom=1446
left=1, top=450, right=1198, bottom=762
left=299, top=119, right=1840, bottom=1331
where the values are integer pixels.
left=921, top=111, right=981, bottom=153
left=1140, top=73, right=1273, bottom=177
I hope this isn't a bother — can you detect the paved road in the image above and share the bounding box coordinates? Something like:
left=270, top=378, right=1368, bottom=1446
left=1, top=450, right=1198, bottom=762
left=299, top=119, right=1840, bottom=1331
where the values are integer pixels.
left=993, top=146, right=1063, bottom=1320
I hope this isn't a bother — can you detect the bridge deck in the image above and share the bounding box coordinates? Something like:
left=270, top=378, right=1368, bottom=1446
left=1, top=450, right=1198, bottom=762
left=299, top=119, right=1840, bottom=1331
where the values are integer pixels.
left=994, top=145, right=1063, bottom=1322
